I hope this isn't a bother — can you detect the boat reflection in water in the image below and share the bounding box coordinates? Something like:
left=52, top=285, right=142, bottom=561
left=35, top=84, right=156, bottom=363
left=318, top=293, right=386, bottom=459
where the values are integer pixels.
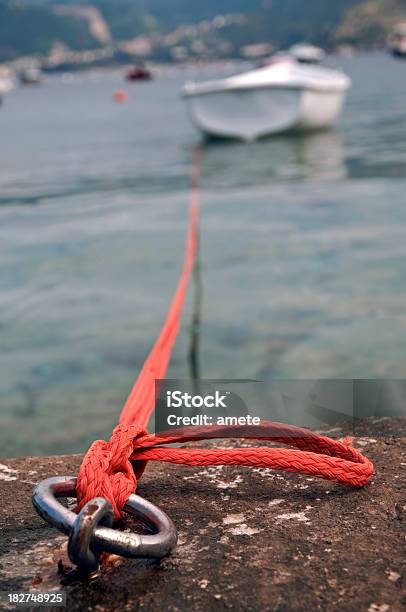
left=198, top=129, right=346, bottom=189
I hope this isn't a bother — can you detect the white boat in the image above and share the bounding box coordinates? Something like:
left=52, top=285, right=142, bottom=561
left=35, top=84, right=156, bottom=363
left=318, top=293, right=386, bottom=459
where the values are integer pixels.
left=289, top=43, right=325, bottom=64
left=388, top=23, right=406, bottom=58
left=0, top=67, right=15, bottom=96
left=182, top=57, right=350, bottom=141
left=19, top=67, right=43, bottom=85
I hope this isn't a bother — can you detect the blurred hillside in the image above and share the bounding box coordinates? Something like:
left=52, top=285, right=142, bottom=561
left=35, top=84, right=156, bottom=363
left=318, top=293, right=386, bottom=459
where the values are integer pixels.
left=336, top=0, right=406, bottom=46
left=0, top=2, right=102, bottom=60
left=1, top=0, right=405, bottom=63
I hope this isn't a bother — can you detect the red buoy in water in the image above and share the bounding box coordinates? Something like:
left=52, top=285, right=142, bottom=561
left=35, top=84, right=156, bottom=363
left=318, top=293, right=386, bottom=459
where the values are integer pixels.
left=114, top=89, right=128, bottom=103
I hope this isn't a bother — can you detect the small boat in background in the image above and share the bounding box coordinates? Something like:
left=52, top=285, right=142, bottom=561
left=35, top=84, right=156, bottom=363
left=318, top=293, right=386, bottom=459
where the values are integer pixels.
left=388, top=23, right=406, bottom=58
left=289, top=43, right=325, bottom=64
left=19, top=67, right=43, bottom=85
left=182, top=56, right=350, bottom=141
left=126, top=65, right=152, bottom=82
left=0, top=67, right=15, bottom=105
left=0, top=67, right=15, bottom=93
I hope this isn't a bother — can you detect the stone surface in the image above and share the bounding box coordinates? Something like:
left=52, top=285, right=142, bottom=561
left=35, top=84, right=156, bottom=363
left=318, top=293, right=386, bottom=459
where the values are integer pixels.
left=0, top=418, right=405, bottom=611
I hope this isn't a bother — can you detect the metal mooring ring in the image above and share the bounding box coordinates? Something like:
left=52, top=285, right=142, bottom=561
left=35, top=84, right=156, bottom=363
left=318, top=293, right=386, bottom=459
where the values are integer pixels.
left=32, top=476, right=177, bottom=575
left=68, top=497, right=114, bottom=574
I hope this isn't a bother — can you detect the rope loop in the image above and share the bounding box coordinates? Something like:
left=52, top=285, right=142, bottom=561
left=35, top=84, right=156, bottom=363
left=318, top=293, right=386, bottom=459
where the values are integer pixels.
left=77, top=421, right=374, bottom=520
left=76, top=154, right=374, bottom=522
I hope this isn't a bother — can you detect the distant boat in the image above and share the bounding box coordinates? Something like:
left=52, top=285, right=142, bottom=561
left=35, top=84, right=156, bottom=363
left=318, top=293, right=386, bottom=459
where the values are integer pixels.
left=182, top=56, right=350, bottom=141
left=126, top=65, right=152, bottom=81
left=0, top=67, right=14, bottom=93
left=19, top=67, right=43, bottom=85
left=289, top=43, right=326, bottom=64
left=0, top=67, right=15, bottom=104
left=388, top=23, right=406, bottom=58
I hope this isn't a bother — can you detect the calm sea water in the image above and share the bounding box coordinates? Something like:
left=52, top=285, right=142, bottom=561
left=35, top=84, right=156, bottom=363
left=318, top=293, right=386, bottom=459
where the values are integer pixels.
left=1, top=53, right=406, bottom=456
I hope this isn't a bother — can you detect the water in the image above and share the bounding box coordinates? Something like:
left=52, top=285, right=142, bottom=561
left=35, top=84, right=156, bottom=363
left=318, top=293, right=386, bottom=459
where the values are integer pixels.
left=1, top=53, right=406, bottom=456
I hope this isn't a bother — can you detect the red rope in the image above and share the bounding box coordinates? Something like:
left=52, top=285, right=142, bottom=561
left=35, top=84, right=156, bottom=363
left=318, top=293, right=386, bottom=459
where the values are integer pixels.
left=77, top=155, right=374, bottom=519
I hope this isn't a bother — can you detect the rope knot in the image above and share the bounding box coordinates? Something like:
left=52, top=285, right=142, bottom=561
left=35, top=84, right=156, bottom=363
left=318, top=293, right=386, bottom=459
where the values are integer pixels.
left=76, top=424, right=148, bottom=519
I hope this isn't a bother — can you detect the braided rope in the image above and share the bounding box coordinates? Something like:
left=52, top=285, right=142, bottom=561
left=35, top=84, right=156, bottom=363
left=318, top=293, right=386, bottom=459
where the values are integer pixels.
left=77, top=154, right=374, bottom=519
left=77, top=419, right=373, bottom=519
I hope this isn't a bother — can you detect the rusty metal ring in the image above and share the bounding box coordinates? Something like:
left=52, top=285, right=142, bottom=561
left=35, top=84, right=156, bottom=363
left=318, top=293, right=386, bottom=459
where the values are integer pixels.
left=32, top=476, right=177, bottom=575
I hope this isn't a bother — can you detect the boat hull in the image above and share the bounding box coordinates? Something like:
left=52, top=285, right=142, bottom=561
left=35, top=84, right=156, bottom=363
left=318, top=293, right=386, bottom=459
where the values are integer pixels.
left=185, top=86, right=346, bottom=141
left=391, top=47, right=406, bottom=58
left=0, top=77, right=14, bottom=95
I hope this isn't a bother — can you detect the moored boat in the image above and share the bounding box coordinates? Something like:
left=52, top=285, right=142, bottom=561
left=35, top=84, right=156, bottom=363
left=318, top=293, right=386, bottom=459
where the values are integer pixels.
left=0, top=67, right=15, bottom=95
left=126, top=65, right=152, bottom=81
left=388, top=23, right=406, bottom=58
left=289, top=43, right=325, bottom=64
left=19, top=67, right=43, bottom=85
left=182, top=57, right=350, bottom=141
